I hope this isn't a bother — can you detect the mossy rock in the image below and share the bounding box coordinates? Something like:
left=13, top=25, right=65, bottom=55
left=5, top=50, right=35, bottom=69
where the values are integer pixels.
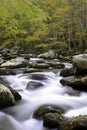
left=43, top=112, right=64, bottom=129
left=33, top=105, right=65, bottom=120
left=65, top=115, right=87, bottom=130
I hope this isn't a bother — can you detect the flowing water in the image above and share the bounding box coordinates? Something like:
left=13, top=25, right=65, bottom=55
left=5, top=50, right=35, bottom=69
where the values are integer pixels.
left=0, top=59, right=87, bottom=130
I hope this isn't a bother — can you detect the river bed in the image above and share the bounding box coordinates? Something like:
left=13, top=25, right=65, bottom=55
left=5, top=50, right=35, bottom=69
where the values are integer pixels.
left=0, top=58, right=87, bottom=130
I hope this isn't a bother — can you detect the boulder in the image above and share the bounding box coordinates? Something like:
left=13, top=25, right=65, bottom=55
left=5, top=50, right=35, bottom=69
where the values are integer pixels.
left=33, top=105, right=65, bottom=120
left=65, top=115, right=87, bottom=130
left=38, top=50, right=55, bottom=59
left=72, top=54, right=87, bottom=75
left=43, top=112, right=64, bottom=129
left=0, top=79, right=21, bottom=101
left=26, top=81, right=43, bottom=90
left=0, top=83, right=15, bottom=109
left=1, top=57, right=29, bottom=69
left=60, top=76, right=87, bottom=91
left=60, top=67, right=75, bottom=77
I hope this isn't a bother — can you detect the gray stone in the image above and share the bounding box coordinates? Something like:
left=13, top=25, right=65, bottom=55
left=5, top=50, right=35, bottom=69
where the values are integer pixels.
left=1, top=57, right=28, bottom=69
left=60, top=76, right=87, bottom=91
left=38, top=50, right=55, bottom=59
left=72, top=54, right=87, bottom=70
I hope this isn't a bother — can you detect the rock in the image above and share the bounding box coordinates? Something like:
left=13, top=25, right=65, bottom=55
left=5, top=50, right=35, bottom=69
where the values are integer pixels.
left=26, top=81, right=43, bottom=90
left=60, top=67, right=74, bottom=77
left=34, top=63, right=49, bottom=69
left=29, top=62, right=49, bottom=69
left=33, top=105, right=65, bottom=120
left=1, top=57, right=29, bottom=69
left=58, top=55, right=72, bottom=62
left=60, top=76, right=87, bottom=91
left=0, top=83, right=15, bottom=109
left=0, top=68, right=16, bottom=75
left=47, top=62, right=65, bottom=69
left=43, top=112, right=64, bottom=129
left=7, top=86, right=21, bottom=101
left=0, top=79, right=21, bottom=101
left=72, top=54, right=87, bottom=75
left=29, top=73, right=47, bottom=80
left=72, top=54, right=87, bottom=69
left=23, top=68, right=42, bottom=73
left=38, top=50, right=55, bottom=59
left=65, top=115, right=87, bottom=130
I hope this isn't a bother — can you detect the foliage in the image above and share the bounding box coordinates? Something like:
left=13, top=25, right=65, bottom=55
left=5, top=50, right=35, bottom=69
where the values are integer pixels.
left=0, top=0, right=87, bottom=53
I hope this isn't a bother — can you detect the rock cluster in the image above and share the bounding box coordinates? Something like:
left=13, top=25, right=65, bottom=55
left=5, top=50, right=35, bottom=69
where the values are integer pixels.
left=60, top=54, right=87, bottom=92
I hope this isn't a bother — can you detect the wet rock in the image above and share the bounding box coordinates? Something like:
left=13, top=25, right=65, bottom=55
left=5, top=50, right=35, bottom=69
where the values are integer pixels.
left=72, top=54, right=87, bottom=75
left=33, top=105, right=65, bottom=120
left=1, top=57, right=29, bottom=69
left=0, top=79, right=21, bottom=101
left=0, top=68, right=16, bottom=75
left=26, top=81, right=43, bottom=90
left=47, top=62, right=65, bottom=69
left=23, top=68, right=42, bottom=73
left=43, top=112, right=64, bottom=129
left=60, top=76, right=87, bottom=91
left=60, top=67, right=74, bottom=77
left=38, top=50, right=55, bottom=59
left=29, top=62, right=49, bottom=69
left=0, top=83, right=15, bottom=109
left=8, top=86, right=21, bottom=101
left=65, top=115, right=87, bottom=130
left=30, top=73, right=47, bottom=80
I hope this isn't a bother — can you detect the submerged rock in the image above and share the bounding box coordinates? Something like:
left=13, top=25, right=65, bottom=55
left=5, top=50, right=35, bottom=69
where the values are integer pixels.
left=29, top=73, right=47, bottom=80
left=26, top=81, right=43, bottom=90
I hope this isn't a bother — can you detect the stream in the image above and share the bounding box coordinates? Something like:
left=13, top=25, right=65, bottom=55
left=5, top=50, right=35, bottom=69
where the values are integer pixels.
left=0, top=58, right=87, bottom=130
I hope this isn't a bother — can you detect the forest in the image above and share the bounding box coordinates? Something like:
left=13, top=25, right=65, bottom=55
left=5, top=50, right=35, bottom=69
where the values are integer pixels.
left=0, top=0, right=87, bottom=54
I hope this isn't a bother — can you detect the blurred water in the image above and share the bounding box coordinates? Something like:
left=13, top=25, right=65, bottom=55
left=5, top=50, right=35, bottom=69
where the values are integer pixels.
left=0, top=62, right=87, bottom=130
